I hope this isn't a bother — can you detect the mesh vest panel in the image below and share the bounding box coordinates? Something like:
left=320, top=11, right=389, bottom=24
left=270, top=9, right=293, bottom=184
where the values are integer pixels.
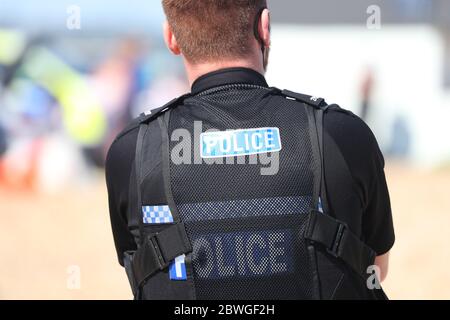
left=168, top=85, right=319, bottom=299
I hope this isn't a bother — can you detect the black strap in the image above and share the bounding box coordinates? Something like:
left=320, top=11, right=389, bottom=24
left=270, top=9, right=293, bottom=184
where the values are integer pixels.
left=305, top=106, right=322, bottom=210
left=280, top=88, right=330, bottom=211
left=281, top=89, right=328, bottom=109
left=131, top=223, right=192, bottom=289
left=158, top=113, right=182, bottom=222
left=135, top=124, right=148, bottom=245
left=135, top=93, right=191, bottom=244
left=132, top=93, right=193, bottom=291
left=314, top=107, right=330, bottom=214
left=305, top=210, right=376, bottom=277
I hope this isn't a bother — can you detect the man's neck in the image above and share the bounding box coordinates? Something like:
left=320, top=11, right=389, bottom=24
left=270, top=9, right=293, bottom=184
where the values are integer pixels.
left=184, top=58, right=265, bottom=87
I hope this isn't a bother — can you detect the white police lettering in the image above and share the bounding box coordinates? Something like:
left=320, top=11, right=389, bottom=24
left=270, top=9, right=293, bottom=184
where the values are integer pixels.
left=200, top=127, right=282, bottom=158
left=192, top=230, right=291, bottom=279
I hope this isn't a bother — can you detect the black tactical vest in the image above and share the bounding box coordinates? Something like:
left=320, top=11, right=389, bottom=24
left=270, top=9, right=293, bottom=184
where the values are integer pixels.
left=124, top=85, right=382, bottom=300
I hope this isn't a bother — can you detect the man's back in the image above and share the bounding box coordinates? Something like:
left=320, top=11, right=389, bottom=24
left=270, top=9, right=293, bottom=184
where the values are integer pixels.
left=106, top=67, right=394, bottom=299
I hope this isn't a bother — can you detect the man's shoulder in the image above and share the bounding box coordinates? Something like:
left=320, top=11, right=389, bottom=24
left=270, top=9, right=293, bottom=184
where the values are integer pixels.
left=324, top=104, right=378, bottom=148
left=106, top=107, right=167, bottom=169
left=107, top=117, right=141, bottom=158
left=108, top=108, right=160, bottom=150
left=322, top=103, right=384, bottom=173
left=105, top=114, right=149, bottom=171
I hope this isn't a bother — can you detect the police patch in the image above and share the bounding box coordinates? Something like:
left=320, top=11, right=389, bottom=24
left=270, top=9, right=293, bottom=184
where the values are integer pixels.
left=200, top=127, right=282, bottom=158
left=142, top=205, right=174, bottom=224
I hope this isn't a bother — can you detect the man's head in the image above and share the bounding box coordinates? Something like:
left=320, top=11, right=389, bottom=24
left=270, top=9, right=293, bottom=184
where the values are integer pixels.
left=162, top=0, right=270, bottom=75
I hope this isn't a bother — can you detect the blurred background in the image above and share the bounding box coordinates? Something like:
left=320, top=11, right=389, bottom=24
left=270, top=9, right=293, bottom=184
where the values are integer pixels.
left=0, top=0, right=449, bottom=299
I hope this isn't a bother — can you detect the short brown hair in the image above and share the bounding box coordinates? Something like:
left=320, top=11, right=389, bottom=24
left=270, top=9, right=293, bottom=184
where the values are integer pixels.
left=162, top=0, right=267, bottom=63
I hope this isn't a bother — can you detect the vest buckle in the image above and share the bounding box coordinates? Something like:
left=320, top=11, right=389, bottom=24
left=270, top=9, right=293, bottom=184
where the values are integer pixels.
left=148, top=233, right=170, bottom=270
left=327, top=222, right=347, bottom=258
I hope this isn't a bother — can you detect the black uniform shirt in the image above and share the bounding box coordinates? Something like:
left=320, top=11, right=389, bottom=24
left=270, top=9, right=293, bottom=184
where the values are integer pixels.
left=106, top=67, right=395, bottom=266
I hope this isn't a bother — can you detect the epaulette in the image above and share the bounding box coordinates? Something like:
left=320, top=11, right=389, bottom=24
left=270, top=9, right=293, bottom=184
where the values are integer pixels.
left=138, top=93, right=191, bottom=125
left=280, top=89, right=329, bottom=110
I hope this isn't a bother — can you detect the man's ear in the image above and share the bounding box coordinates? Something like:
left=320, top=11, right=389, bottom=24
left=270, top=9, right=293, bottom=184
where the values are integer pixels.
left=259, top=8, right=271, bottom=49
left=163, top=21, right=181, bottom=55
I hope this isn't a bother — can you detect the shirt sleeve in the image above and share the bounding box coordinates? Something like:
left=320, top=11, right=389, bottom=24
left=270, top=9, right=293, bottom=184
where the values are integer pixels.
left=324, top=107, right=395, bottom=256
left=361, top=139, right=395, bottom=255
left=105, top=131, right=138, bottom=266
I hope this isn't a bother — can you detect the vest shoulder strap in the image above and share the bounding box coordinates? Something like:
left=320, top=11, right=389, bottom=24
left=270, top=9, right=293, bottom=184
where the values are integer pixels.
left=280, top=89, right=329, bottom=110
left=130, top=94, right=193, bottom=298
left=138, top=93, right=192, bottom=125
left=280, top=88, right=330, bottom=213
left=279, top=88, right=377, bottom=277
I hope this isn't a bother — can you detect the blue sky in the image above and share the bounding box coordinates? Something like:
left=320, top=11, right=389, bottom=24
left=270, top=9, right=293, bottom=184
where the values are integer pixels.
left=0, top=0, right=165, bottom=34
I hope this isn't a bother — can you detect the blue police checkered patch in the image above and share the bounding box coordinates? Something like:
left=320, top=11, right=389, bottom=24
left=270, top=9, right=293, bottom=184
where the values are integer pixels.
left=142, top=205, right=174, bottom=224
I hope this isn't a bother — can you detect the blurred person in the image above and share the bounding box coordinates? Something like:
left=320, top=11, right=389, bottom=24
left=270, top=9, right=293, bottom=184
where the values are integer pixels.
left=0, top=124, right=6, bottom=156
left=106, top=0, right=394, bottom=300
left=90, top=39, right=142, bottom=167
left=388, top=114, right=411, bottom=158
left=359, top=67, right=375, bottom=121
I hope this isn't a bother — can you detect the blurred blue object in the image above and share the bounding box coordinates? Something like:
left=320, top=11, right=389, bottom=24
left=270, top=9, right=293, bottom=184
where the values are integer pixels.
left=394, top=0, right=433, bottom=19
left=388, top=115, right=412, bottom=158
left=22, top=85, right=55, bottom=119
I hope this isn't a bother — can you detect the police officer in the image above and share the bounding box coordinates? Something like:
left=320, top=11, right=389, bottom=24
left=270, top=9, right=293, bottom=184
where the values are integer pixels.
left=106, top=0, right=394, bottom=300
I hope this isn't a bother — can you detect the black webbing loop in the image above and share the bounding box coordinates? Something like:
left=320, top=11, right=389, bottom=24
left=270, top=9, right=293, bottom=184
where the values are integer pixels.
left=314, top=107, right=330, bottom=214
left=131, top=223, right=192, bottom=289
left=305, top=210, right=376, bottom=277
left=135, top=124, right=148, bottom=246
